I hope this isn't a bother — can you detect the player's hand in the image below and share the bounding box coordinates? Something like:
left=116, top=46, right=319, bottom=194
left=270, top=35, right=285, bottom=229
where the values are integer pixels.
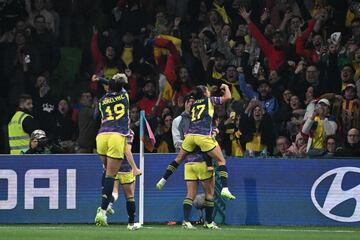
left=220, top=84, right=229, bottom=91
left=133, top=168, right=142, bottom=176
left=91, top=74, right=99, bottom=82
left=156, top=178, right=167, bottom=190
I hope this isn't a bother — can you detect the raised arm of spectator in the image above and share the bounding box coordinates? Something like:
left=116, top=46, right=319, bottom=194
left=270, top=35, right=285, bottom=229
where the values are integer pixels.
left=91, top=26, right=104, bottom=73
left=198, top=40, right=210, bottom=71
left=171, top=17, right=182, bottom=39
left=239, top=7, right=272, bottom=58
left=313, top=8, right=328, bottom=33
left=279, top=10, right=293, bottom=33
left=301, top=116, right=314, bottom=135
left=238, top=71, right=258, bottom=99
left=299, top=18, right=316, bottom=42
left=295, top=19, right=316, bottom=60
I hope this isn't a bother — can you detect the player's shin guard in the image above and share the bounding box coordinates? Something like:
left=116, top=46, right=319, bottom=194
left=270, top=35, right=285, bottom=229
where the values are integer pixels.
left=204, top=199, right=214, bottom=223
left=101, top=176, right=115, bottom=210
left=126, top=197, right=136, bottom=224
left=183, top=198, right=193, bottom=222
left=218, top=165, right=228, bottom=188
left=163, top=160, right=180, bottom=180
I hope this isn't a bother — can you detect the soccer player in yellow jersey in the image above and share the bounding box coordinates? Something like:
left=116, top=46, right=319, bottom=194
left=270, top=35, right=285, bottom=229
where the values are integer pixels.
left=106, top=130, right=142, bottom=230
left=93, top=73, right=136, bottom=226
left=157, top=84, right=235, bottom=200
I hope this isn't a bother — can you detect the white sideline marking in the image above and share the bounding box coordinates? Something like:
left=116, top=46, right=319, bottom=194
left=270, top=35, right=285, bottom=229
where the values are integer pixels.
left=239, top=228, right=356, bottom=233
left=141, top=226, right=356, bottom=233
left=0, top=226, right=356, bottom=233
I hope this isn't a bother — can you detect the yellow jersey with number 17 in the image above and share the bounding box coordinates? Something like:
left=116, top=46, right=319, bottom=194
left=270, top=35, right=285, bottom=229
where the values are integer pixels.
left=98, top=89, right=130, bottom=136
left=186, top=96, right=222, bottom=136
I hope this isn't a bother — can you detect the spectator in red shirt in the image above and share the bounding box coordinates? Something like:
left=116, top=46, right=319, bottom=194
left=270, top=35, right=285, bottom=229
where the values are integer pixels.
left=137, top=79, right=166, bottom=117
left=239, top=7, right=287, bottom=71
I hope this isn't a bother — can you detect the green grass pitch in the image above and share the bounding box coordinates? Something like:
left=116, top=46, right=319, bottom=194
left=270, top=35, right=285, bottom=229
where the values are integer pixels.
left=0, top=224, right=359, bottom=240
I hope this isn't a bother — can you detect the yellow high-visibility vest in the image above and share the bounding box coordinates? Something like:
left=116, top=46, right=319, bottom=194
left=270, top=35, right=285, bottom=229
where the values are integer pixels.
left=8, top=111, right=32, bottom=154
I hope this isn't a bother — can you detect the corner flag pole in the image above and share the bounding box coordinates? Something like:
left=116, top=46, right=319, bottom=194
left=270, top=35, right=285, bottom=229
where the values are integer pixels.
left=139, top=110, right=145, bottom=225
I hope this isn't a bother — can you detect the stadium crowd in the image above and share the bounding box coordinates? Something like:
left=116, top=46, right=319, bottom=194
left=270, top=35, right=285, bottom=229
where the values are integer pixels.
left=1, top=0, right=360, bottom=158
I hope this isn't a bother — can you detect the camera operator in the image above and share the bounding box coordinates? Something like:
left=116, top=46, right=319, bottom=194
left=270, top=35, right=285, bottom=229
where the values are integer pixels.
left=24, top=129, right=65, bottom=154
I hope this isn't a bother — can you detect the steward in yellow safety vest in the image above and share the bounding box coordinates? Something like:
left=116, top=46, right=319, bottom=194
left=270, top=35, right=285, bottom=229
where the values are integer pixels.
left=8, top=94, right=37, bottom=154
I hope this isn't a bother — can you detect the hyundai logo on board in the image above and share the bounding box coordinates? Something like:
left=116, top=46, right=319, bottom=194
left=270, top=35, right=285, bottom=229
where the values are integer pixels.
left=311, top=167, right=360, bottom=222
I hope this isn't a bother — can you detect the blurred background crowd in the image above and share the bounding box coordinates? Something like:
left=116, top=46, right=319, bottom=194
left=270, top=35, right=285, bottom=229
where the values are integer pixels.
left=1, top=0, right=360, bottom=157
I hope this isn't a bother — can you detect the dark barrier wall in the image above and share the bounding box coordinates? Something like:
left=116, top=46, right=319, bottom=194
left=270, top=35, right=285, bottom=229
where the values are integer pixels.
left=0, top=154, right=359, bottom=226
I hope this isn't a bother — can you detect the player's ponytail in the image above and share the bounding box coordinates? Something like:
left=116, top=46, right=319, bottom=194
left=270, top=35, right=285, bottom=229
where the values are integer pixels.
left=193, top=85, right=207, bottom=100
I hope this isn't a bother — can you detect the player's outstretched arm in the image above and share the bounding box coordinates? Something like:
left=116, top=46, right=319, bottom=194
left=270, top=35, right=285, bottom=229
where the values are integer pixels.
left=91, top=74, right=109, bottom=85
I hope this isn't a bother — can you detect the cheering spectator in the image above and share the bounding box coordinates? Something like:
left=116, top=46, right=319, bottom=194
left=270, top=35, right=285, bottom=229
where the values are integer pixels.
left=223, top=111, right=244, bottom=157
left=239, top=73, right=279, bottom=118
left=240, top=100, right=275, bottom=156
left=53, top=98, right=77, bottom=153
left=32, top=74, right=57, bottom=138
left=286, top=95, right=306, bottom=139
left=91, top=26, right=124, bottom=91
left=182, top=37, right=207, bottom=86
left=302, top=98, right=337, bottom=156
left=239, top=8, right=287, bottom=71
left=172, top=66, right=194, bottom=105
left=327, top=83, right=360, bottom=138
left=137, top=79, right=165, bottom=117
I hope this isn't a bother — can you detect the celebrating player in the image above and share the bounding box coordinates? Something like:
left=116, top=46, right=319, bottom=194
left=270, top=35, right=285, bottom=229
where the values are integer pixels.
left=102, top=130, right=142, bottom=230
left=93, top=73, right=133, bottom=226
left=157, top=84, right=236, bottom=200
left=173, top=93, right=220, bottom=229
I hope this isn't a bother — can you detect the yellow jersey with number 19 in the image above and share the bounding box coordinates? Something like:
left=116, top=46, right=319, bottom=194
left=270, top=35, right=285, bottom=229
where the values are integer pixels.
left=98, top=89, right=130, bottom=136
